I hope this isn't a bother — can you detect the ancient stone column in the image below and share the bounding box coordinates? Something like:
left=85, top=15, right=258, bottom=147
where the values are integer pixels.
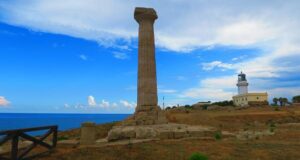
left=133, top=7, right=166, bottom=125
left=135, top=7, right=158, bottom=111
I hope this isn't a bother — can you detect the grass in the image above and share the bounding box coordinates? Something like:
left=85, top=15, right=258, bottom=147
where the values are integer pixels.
left=41, top=106, right=300, bottom=160
left=57, top=135, right=69, bottom=141
left=188, top=152, right=208, bottom=160
left=214, top=131, right=222, bottom=140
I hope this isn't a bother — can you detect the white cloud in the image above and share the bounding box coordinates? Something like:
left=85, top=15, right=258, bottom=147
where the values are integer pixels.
left=201, top=76, right=236, bottom=89
left=64, top=103, right=70, bottom=108
left=0, top=96, right=10, bottom=106
left=112, top=102, right=118, bottom=108
left=79, top=54, right=87, bottom=60
left=215, top=20, right=277, bottom=46
left=232, top=55, right=247, bottom=61
left=180, top=74, right=300, bottom=102
left=112, top=51, right=128, bottom=59
left=181, top=88, right=234, bottom=102
left=232, top=57, right=239, bottom=61
left=120, top=100, right=136, bottom=109
left=0, top=0, right=298, bottom=51
left=99, top=99, right=110, bottom=108
left=1, top=0, right=300, bottom=104
left=74, top=104, right=85, bottom=109
left=268, top=87, right=300, bottom=100
left=87, top=95, right=97, bottom=106
left=202, top=61, right=233, bottom=71
left=158, top=89, right=177, bottom=94
left=1, top=1, right=299, bottom=75
left=86, top=95, right=137, bottom=110
left=180, top=76, right=236, bottom=101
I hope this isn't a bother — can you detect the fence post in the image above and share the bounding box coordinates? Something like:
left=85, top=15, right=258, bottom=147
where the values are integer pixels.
left=11, top=134, right=19, bottom=160
left=52, top=126, right=58, bottom=148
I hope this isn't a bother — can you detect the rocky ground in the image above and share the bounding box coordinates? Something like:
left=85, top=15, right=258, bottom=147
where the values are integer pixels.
left=2, top=105, right=300, bottom=160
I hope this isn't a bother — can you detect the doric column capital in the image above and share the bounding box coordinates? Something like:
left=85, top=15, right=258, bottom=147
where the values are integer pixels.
left=134, top=7, right=158, bottom=24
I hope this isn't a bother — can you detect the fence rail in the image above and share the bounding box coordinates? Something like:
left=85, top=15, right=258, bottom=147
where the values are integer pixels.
left=0, top=125, right=58, bottom=160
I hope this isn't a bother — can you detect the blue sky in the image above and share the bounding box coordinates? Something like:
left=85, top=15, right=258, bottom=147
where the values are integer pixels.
left=0, top=0, right=299, bottom=113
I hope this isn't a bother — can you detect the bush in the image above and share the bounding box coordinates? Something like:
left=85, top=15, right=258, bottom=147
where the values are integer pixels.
left=211, top=100, right=233, bottom=106
left=269, top=122, right=276, bottom=133
left=57, top=135, right=69, bottom=141
left=184, top=105, right=193, bottom=110
left=274, top=106, right=280, bottom=111
left=214, top=131, right=222, bottom=140
left=292, top=95, right=300, bottom=103
left=188, top=153, right=208, bottom=160
left=202, top=105, right=208, bottom=110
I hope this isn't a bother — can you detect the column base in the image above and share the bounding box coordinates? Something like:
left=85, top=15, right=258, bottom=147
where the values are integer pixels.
left=123, top=106, right=168, bottom=126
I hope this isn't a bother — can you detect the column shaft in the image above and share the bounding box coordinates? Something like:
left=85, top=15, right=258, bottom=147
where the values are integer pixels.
left=136, top=20, right=158, bottom=111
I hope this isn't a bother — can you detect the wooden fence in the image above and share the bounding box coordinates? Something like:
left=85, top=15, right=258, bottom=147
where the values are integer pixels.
left=0, top=125, right=58, bottom=160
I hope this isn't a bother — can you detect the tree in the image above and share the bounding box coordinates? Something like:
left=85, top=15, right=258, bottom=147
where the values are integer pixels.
left=292, top=95, right=300, bottom=103
left=211, top=100, right=233, bottom=106
left=278, top=97, right=283, bottom=106
left=282, top=98, right=288, bottom=106
left=273, top=98, right=278, bottom=106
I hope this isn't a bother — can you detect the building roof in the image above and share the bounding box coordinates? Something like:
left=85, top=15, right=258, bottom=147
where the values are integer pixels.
left=233, top=92, right=268, bottom=98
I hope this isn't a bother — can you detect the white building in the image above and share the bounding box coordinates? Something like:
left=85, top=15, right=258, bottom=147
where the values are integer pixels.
left=233, top=72, right=268, bottom=106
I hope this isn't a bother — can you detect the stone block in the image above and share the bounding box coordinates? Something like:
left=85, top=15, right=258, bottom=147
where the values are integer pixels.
left=136, top=127, right=157, bottom=139
left=159, top=131, right=174, bottom=139
left=80, top=122, right=96, bottom=145
left=174, top=131, right=187, bottom=139
left=203, top=130, right=215, bottom=137
left=107, top=127, right=136, bottom=142
left=188, top=130, right=205, bottom=137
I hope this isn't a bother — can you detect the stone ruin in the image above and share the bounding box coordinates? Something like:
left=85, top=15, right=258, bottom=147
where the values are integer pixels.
left=105, top=7, right=221, bottom=142
left=132, top=7, right=167, bottom=125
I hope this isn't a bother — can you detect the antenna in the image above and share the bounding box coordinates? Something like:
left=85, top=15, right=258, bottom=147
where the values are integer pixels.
left=163, top=96, right=165, bottom=110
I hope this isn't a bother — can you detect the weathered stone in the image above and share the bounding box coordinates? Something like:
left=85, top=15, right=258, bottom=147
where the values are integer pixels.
left=188, top=130, right=206, bottom=137
left=107, top=123, right=222, bottom=142
left=133, top=7, right=167, bottom=125
left=203, top=130, right=215, bottom=137
left=58, top=140, right=79, bottom=147
left=107, top=126, right=136, bottom=142
left=80, top=122, right=96, bottom=145
left=158, top=131, right=174, bottom=139
left=136, top=127, right=157, bottom=139
left=174, top=131, right=187, bottom=139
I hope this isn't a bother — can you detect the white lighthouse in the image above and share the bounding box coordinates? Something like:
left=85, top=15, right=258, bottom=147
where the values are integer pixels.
left=233, top=72, right=268, bottom=107
left=237, top=72, right=248, bottom=95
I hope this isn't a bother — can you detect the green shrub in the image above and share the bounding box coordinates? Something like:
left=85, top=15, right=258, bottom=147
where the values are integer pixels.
left=293, top=95, right=300, bottom=103
left=211, top=100, right=233, bottom=106
left=57, top=136, right=69, bottom=141
left=188, top=152, right=208, bottom=160
left=202, top=105, right=208, bottom=110
left=214, top=131, right=222, bottom=140
left=269, top=122, right=276, bottom=132
left=270, top=123, right=276, bottom=128
left=274, top=106, right=279, bottom=111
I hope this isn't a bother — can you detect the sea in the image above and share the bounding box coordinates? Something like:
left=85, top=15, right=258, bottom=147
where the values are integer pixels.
left=0, top=113, right=131, bottom=133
